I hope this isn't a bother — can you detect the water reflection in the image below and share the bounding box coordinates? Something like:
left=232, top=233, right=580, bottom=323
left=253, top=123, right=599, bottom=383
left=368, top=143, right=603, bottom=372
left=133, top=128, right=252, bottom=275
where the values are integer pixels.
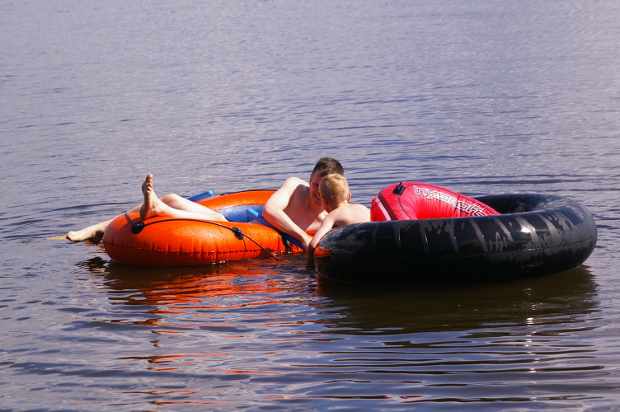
left=104, top=263, right=283, bottom=308
left=83, top=256, right=599, bottom=336
left=81, top=257, right=299, bottom=325
left=305, top=268, right=604, bottom=405
left=316, top=266, right=598, bottom=334
left=76, top=257, right=311, bottom=407
left=74, top=258, right=603, bottom=407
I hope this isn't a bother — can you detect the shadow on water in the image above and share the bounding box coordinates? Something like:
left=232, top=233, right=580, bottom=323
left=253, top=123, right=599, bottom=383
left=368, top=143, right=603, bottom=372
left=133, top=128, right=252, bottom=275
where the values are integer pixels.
left=315, top=266, right=599, bottom=335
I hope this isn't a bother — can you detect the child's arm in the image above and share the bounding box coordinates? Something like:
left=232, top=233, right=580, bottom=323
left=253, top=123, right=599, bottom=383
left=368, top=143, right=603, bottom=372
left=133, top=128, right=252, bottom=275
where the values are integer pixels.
left=306, top=205, right=370, bottom=266
left=309, top=213, right=337, bottom=250
left=306, top=212, right=337, bottom=266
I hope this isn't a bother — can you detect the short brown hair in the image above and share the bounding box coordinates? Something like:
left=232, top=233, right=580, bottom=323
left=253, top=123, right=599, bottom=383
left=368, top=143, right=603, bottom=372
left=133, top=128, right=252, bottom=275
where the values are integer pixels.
left=311, top=157, right=344, bottom=178
left=319, top=174, right=350, bottom=207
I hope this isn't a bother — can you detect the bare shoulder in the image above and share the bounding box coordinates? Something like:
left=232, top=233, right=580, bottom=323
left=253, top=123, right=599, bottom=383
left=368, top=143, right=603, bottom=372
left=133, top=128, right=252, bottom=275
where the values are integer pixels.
left=276, top=176, right=308, bottom=200
left=266, top=176, right=308, bottom=209
left=281, top=176, right=308, bottom=190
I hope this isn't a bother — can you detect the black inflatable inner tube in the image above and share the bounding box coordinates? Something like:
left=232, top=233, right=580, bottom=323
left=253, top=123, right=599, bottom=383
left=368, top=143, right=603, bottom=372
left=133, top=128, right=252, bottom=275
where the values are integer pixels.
left=313, top=194, right=597, bottom=282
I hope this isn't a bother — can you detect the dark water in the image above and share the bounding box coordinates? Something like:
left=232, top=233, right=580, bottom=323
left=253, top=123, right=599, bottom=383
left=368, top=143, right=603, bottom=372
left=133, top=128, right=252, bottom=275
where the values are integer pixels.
left=2, top=1, right=620, bottom=410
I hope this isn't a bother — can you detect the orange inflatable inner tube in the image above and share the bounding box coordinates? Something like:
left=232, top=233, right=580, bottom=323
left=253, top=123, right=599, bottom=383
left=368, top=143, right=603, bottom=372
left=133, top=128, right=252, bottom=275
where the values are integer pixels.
left=103, top=190, right=303, bottom=267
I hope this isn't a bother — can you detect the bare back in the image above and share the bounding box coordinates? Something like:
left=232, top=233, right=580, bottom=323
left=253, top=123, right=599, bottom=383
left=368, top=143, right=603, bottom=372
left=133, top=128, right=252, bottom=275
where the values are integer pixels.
left=308, top=202, right=370, bottom=250
left=330, top=203, right=371, bottom=228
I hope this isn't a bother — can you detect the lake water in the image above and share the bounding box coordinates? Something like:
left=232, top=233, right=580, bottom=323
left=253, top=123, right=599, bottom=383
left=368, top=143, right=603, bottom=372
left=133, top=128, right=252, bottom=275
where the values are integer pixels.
left=2, top=1, right=619, bottom=410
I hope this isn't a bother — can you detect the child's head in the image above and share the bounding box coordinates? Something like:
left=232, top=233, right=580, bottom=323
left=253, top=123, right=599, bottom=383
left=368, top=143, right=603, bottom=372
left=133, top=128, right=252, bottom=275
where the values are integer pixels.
left=319, top=173, right=351, bottom=212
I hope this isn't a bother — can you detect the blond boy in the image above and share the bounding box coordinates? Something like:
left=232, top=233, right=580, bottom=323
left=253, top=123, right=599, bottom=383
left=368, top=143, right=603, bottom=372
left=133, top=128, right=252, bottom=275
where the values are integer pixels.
left=308, top=174, right=370, bottom=253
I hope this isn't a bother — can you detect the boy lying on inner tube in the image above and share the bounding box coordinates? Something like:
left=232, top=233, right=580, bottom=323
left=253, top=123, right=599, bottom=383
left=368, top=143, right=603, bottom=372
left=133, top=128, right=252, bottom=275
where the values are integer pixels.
left=306, top=173, right=370, bottom=263
left=67, top=158, right=346, bottom=247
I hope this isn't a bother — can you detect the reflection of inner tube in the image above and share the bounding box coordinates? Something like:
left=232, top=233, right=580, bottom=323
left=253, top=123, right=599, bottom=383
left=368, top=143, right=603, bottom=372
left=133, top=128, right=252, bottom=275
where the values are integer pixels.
left=314, top=184, right=597, bottom=282
left=316, top=266, right=597, bottom=332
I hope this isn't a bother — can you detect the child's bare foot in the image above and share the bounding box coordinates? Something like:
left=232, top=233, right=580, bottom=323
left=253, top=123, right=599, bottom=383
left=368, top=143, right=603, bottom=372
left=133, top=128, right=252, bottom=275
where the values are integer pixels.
left=140, top=174, right=164, bottom=220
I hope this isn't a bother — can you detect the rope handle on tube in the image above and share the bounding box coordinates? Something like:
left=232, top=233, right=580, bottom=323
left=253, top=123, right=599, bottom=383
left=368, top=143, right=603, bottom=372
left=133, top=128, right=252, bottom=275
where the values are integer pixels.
left=124, top=213, right=279, bottom=260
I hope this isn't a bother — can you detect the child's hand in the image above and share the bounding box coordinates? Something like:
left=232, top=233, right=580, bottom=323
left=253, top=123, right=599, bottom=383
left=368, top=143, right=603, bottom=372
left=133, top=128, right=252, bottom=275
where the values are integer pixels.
left=301, top=233, right=313, bottom=251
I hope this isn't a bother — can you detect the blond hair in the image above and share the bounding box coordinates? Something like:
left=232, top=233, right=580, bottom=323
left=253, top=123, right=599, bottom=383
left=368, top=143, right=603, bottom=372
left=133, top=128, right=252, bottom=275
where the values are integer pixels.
left=319, top=173, right=350, bottom=208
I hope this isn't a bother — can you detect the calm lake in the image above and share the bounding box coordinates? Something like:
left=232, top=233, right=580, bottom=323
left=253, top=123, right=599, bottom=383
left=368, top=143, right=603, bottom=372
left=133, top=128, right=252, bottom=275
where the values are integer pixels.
left=2, top=1, right=619, bottom=410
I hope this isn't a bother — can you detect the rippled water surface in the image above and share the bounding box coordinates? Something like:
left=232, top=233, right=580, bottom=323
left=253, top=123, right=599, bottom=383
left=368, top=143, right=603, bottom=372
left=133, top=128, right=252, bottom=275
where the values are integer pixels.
left=2, top=1, right=620, bottom=410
